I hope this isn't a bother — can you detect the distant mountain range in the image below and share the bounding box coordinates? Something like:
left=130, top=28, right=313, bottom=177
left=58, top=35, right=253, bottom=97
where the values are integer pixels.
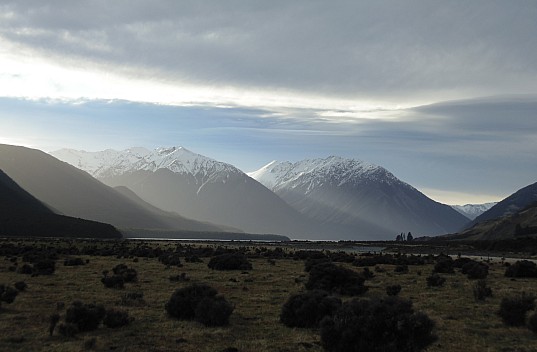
left=0, top=169, right=121, bottom=238
left=52, top=147, right=320, bottom=238
left=0, top=144, right=228, bottom=235
left=249, top=157, right=470, bottom=239
left=450, top=203, right=497, bottom=220
left=470, top=181, right=537, bottom=227
left=52, top=147, right=470, bottom=240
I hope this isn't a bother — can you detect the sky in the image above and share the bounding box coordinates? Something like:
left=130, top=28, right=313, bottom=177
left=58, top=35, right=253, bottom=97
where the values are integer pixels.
left=0, top=1, right=536, bottom=205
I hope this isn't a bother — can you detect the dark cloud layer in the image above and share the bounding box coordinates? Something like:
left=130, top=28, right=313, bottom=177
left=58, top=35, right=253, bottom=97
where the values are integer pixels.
left=2, top=1, right=536, bottom=102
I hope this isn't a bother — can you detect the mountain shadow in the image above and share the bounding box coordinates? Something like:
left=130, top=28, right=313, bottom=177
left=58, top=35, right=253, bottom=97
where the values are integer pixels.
left=0, top=169, right=121, bottom=238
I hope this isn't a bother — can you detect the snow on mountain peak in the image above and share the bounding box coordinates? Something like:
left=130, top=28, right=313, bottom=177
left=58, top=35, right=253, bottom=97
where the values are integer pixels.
left=248, top=156, right=402, bottom=192
left=51, top=146, right=242, bottom=179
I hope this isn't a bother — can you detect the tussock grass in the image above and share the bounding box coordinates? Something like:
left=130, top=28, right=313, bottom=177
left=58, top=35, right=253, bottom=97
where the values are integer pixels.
left=0, top=239, right=536, bottom=351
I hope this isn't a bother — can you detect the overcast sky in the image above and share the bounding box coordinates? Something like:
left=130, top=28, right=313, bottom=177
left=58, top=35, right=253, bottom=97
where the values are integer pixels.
left=1, top=1, right=536, bottom=204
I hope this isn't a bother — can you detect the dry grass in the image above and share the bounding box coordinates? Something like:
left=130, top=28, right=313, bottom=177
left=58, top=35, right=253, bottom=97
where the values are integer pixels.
left=1, top=240, right=537, bottom=352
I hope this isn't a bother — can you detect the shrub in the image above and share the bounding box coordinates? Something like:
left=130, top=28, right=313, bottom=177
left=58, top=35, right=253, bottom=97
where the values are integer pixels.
left=505, top=260, right=537, bottom=278
left=33, top=260, right=56, bottom=275
left=101, top=275, right=125, bottom=289
left=528, top=312, right=537, bottom=334
left=362, top=267, right=375, bottom=279
left=112, top=264, right=138, bottom=282
left=14, top=281, right=27, bottom=291
left=306, top=263, right=368, bottom=296
left=386, top=284, right=402, bottom=296
left=304, top=257, right=331, bottom=272
left=462, top=262, right=489, bottom=280
left=63, top=258, right=85, bottom=266
left=208, top=253, right=252, bottom=271
left=58, top=323, right=79, bottom=337
left=320, top=297, right=436, bottom=352
left=433, top=259, right=454, bottom=274
left=394, top=264, right=409, bottom=273
left=103, top=308, right=133, bottom=328
left=194, top=296, right=234, bottom=327
left=65, top=301, right=106, bottom=332
left=280, top=290, right=342, bottom=328
left=166, top=284, right=233, bottom=327
left=473, top=280, right=492, bottom=301
left=426, top=273, right=446, bottom=287
left=166, top=284, right=218, bottom=320
left=0, top=284, right=19, bottom=304
left=17, top=264, right=33, bottom=275
left=169, top=273, right=190, bottom=282
left=498, top=293, right=535, bottom=326
left=159, top=253, right=183, bottom=267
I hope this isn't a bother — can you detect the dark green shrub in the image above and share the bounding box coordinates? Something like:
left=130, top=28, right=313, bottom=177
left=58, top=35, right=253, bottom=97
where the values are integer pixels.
left=103, top=308, right=133, bottom=328
left=304, top=257, right=331, bottom=272
left=306, top=263, right=367, bottom=296
left=433, top=259, right=454, bottom=274
left=194, top=296, right=234, bottom=327
left=320, top=297, right=436, bottom=352
left=280, top=290, right=341, bottom=328
left=505, top=260, right=537, bottom=278
left=362, top=267, right=375, bottom=279
left=462, top=262, right=489, bottom=279
left=165, top=284, right=233, bottom=327
left=58, top=323, right=78, bottom=337
left=394, top=264, right=408, bottom=273
left=0, top=284, right=19, bottom=304
left=498, top=293, right=535, bottom=326
left=65, top=301, right=106, bottom=332
left=386, top=284, right=402, bottom=296
left=33, top=260, right=56, bottom=275
left=14, top=281, right=27, bottom=291
left=101, top=275, right=125, bottom=289
left=63, top=258, right=85, bottom=266
left=17, top=264, right=33, bottom=275
left=169, top=273, right=190, bottom=282
left=159, top=253, right=183, bottom=267
left=426, top=273, right=446, bottom=287
left=473, top=280, right=492, bottom=301
left=208, top=253, right=252, bottom=271
left=112, top=264, right=138, bottom=283
left=166, top=284, right=218, bottom=320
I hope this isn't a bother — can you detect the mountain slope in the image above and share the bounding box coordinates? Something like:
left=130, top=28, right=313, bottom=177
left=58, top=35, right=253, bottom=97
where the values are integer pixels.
left=52, top=147, right=323, bottom=239
left=0, top=144, right=229, bottom=233
left=451, top=202, right=497, bottom=220
left=449, top=202, right=537, bottom=241
left=470, top=181, right=537, bottom=227
left=0, top=169, right=121, bottom=238
left=249, top=157, right=470, bottom=239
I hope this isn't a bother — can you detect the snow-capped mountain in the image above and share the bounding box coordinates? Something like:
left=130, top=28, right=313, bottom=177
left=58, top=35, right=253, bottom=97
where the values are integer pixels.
left=451, top=203, right=497, bottom=220
left=51, top=147, right=320, bottom=238
left=249, top=157, right=470, bottom=238
left=52, top=146, right=242, bottom=180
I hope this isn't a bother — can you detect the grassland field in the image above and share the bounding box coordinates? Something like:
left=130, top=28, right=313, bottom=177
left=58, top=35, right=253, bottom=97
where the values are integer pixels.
left=0, top=238, right=537, bottom=352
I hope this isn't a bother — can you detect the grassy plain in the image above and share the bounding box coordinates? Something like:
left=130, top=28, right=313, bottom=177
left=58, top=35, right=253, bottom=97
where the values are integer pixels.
left=0, top=239, right=536, bottom=352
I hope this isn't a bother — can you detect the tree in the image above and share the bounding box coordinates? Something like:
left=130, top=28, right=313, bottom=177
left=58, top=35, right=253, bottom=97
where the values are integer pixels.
left=407, top=232, right=413, bottom=242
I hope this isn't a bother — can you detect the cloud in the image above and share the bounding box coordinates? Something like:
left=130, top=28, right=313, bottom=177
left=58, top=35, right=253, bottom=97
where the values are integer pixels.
left=1, top=1, right=536, bottom=109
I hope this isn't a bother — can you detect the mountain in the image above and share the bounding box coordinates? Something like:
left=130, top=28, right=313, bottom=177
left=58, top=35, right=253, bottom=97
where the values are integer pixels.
left=249, top=157, right=470, bottom=239
left=51, top=147, right=321, bottom=238
left=0, top=144, right=229, bottom=233
left=470, top=181, right=537, bottom=227
left=0, top=169, right=121, bottom=238
left=448, top=202, right=537, bottom=241
left=451, top=202, right=497, bottom=220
